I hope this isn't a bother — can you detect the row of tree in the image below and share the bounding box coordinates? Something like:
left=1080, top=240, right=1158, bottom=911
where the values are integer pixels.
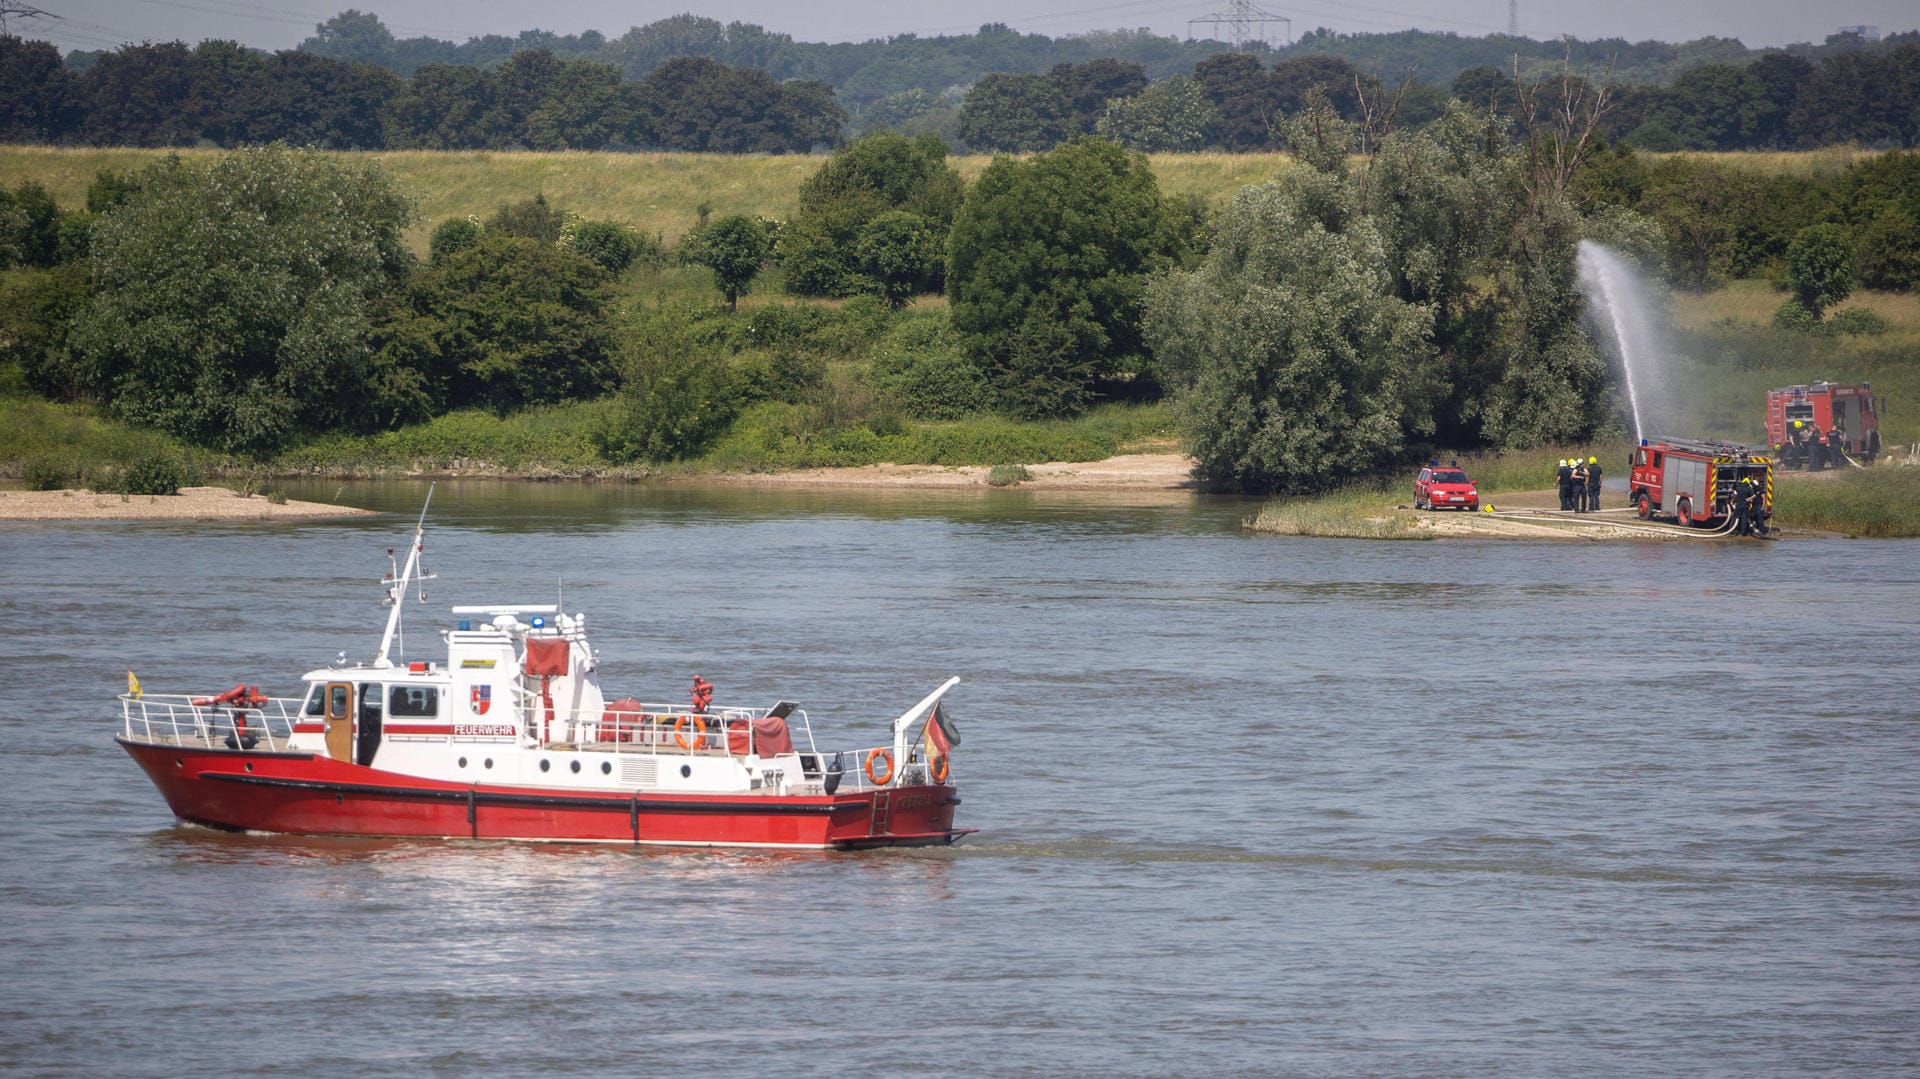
left=16, top=29, right=1920, bottom=154
left=0, top=36, right=844, bottom=152
left=279, top=12, right=1918, bottom=115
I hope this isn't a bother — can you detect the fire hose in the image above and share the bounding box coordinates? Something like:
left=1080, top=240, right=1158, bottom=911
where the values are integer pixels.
left=1476, top=506, right=1755, bottom=540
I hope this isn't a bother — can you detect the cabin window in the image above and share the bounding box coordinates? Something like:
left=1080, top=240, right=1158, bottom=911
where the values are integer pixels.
left=1652, top=452, right=1663, bottom=469
left=389, top=686, right=439, bottom=718
left=326, top=683, right=350, bottom=720
left=303, top=686, right=325, bottom=716
left=1635, top=449, right=1647, bottom=467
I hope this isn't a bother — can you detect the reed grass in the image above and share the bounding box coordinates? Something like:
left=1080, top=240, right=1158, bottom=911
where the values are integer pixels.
left=1246, top=484, right=1429, bottom=540
left=1772, top=464, right=1920, bottom=538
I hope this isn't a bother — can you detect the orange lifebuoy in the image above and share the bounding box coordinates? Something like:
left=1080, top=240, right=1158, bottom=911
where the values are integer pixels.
left=930, top=755, right=949, bottom=783
left=864, top=748, right=894, bottom=786
left=674, top=714, right=708, bottom=751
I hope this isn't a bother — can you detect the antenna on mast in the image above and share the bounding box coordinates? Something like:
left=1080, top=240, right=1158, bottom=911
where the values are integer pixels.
left=371, top=483, right=436, bottom=668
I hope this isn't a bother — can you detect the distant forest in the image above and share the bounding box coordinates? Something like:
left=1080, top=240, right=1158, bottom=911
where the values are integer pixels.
left=3, top=13, right=1918, bottom=151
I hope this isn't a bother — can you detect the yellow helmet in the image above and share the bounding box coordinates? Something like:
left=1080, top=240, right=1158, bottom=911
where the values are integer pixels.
left=1793, top=420, right=1803, bottom=428
left=1588, top=456, right=1597, bottom=464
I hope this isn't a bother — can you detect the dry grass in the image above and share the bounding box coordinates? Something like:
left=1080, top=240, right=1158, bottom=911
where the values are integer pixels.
left=3, top=145, right=1303, bottom=256
left=1645, top=148, right=1882, bottom=178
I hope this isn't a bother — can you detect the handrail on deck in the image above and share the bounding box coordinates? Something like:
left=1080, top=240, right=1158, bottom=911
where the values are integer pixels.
left=119, top=693, right=301, bottom=752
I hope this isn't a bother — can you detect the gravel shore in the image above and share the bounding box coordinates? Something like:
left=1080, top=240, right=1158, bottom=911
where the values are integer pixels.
left=0, top=485, right=375, bottom=521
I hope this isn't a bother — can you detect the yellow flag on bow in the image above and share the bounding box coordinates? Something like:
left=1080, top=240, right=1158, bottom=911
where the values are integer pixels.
left=126, top=669, right=143, bottom=699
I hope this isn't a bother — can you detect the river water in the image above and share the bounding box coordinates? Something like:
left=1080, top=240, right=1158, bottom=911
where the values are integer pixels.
left=3, top=481, right=1917, bottom=1076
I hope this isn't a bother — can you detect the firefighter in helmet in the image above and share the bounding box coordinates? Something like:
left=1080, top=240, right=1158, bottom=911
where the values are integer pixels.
left=1828, top=421, right=1847, bottom=468
left=1585, top=455, right=1603, bottom=512
left=1732, top=475, right=1755, bottom=535
left=1556, top=458, right=1574, bottom=511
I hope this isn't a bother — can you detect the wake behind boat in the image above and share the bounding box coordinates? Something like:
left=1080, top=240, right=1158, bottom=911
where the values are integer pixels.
left=116, top=490, right=971, bottom=850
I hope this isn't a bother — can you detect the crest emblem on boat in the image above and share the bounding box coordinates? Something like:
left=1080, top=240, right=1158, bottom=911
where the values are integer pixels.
left=471, top=685, right=491, bottom=715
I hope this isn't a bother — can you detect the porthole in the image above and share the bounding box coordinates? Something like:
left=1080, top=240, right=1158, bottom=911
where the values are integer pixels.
left=680, top=764, right=692, bottom=778
left=484, top=758, right=494, bottom=770
left=570, top=760, right=581, bottom=773
left=174, top=758, right=183, bottom=768
left=244, top=762, right=254, bottom=773
left=458, top=756, right=468, bottom=768
left=601, top=761, right=612, bottom=775
left=335, top=793, right=344, bottom=804
left=540, top=759, right=551, bottom=773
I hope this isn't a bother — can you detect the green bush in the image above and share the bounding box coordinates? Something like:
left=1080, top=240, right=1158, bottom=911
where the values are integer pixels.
left=869, top=312, right=990, bottom=420
left=20, top=455, right=69, bottom=490
left=986, top=464, right=1031, bottom=486
left=1772, top=296, right=1821, bottom=332
left=1828, top=307, right=1889, bottom=336
left=94, top=452, right=194, bottom=495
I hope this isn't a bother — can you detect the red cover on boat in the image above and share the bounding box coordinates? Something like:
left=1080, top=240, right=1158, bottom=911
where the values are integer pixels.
left=726, top=716, right=794, bottom=756
left=523, top=638, right=570, bottom=676
left=601, top=698, right=643, bottom=742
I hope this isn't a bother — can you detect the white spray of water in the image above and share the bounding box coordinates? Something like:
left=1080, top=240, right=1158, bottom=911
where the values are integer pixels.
left=1575, top=240, right=1669, bottom=442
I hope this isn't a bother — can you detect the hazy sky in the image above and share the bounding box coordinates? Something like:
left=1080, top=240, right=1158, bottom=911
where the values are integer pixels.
left=17, top=0, right=1916, bottom=57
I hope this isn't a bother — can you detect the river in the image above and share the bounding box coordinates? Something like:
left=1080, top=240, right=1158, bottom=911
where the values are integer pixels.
left=3, top=480, right=1917, bottom=1076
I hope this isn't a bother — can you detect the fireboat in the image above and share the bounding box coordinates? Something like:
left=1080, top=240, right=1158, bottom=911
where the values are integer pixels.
left=116, top=490, right=972, bottom=849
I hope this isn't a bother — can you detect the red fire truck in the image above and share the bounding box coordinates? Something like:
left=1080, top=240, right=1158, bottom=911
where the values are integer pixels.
left=1766, top=382, right=1882, bottom=469
left=1627, top=437, right=1772, bottom=528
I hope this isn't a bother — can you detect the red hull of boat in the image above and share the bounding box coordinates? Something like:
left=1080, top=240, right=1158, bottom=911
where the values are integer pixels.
left=118, top=738, right=968, bottom=850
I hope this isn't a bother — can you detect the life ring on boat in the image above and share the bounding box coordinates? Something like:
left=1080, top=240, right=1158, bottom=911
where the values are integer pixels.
left=864, top=748, right=894, bottom=786
left=930, top=755, right=949, bottom=783
left=674, top=714, right=708, bottom=751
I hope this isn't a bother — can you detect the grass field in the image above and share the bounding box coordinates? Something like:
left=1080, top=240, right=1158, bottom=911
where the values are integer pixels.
left=0, top=145, right=1297, bottom=256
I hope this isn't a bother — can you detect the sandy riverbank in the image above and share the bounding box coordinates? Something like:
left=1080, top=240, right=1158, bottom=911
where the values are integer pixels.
left=0, top=485, right=375, bottom=521
left=684, top=453, right=1201, bottom=492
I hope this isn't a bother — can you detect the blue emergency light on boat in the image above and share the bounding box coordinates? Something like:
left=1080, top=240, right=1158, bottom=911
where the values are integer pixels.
left=531, top=616, right=546, bottom=628
left=457, top=620, right=471, bottom=631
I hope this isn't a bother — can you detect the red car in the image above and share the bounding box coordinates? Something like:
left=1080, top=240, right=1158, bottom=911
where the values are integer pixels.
left=1415, top=465, right=1480, bottom=510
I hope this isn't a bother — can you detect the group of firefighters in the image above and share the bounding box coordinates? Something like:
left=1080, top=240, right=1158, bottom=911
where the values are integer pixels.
left=1778, top=419, right=1850, bottom=470
left=1555, top=456, right=1604, bottom=512
left=1730, top=474, right=1770, bottom=536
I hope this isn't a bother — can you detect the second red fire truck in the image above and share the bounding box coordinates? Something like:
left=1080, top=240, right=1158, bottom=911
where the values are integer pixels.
left=1766, top=382, right=1882, bottom=469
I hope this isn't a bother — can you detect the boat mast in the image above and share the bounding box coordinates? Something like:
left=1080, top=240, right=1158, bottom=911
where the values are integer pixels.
left=371, top=484, right=435, bottom=669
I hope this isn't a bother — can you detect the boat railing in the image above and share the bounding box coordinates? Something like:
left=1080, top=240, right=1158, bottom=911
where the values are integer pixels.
left=119, top=693, right=301, bottom=752
left=550, top=700, right=822, bottom=760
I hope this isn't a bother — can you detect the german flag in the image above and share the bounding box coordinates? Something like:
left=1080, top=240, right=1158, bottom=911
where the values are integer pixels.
left=923, top=700, right=960, bottom=756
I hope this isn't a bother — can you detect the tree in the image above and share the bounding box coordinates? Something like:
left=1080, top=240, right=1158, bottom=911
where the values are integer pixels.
left=1095, top=75, right=1218, bottom=152
left=633, top=55, right=843, bottom=152
left=568, top=220, right=642, bottom=273
left=690, top=214, right=770, bottom=310
left=1194, top=52, right=1280, bottom=151
left=0, top=34, right=80, bottom=142
left=855, top=211, right=939, bottom=307
left=1048, top=58, right=1148, bottom=133
left=301, top=9, right=396, bottom=67
left=381, top=63, right=501, bottom=149
left=947, top=137, right=1190, bottom=417
left=782, top=131, right=962, bottom=298
left=1145, top=167, right=1438, bottom=492
left=592, top=308, right=742, bottom=463
left=488, top=193, right=567, bottom=242
left=232, top=50, right=400, bottom=148
left=1785, top=223, right=1853, bottom=319
left=78, top=41, right=221, bottom=146
left=68, top=146, right=413, bottom=454
left=398, top=232, right=616, bottom=412
left=956, top=72, right=1072, bottom=152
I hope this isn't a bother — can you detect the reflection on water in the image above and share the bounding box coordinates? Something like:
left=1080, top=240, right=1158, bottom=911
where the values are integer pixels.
left=2, top=482, right=1917, bottom=1076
